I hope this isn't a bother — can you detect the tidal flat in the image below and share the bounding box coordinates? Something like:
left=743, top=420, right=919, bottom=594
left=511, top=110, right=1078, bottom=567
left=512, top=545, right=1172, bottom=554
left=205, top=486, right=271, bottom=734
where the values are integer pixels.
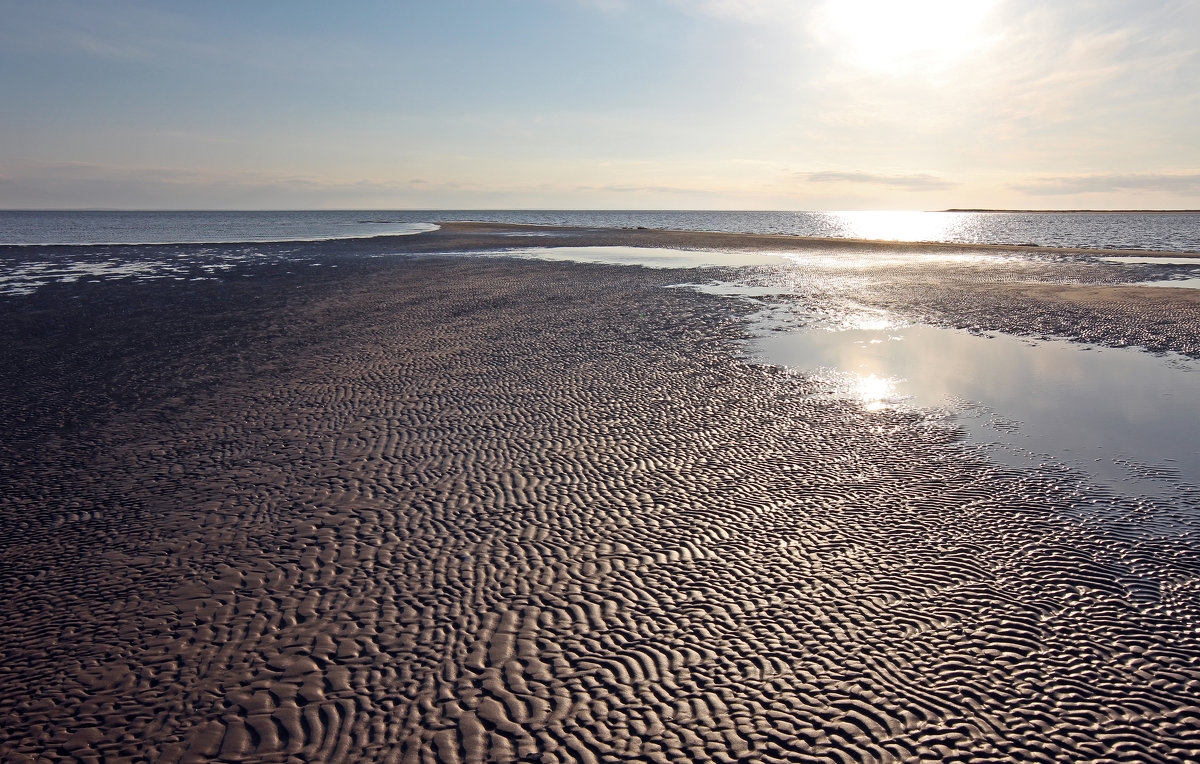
left=2, top=223, right=1200, bottom=762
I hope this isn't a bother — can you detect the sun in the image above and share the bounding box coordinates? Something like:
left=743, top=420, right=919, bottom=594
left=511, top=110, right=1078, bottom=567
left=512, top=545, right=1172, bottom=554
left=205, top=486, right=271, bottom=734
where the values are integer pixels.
left=813, top=0, right=996, bottom=75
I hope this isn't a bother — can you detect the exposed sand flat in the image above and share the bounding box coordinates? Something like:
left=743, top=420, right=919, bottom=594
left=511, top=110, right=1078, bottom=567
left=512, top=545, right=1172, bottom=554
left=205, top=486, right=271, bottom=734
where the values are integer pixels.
left=424, top=223, right=1200, bottom=357
left=2, top=236, right=1200, bottom=762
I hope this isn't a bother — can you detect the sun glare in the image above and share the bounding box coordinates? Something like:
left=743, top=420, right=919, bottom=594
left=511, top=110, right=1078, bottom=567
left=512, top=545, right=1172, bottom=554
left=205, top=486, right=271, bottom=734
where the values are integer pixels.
left=854, top=373, right=899, bottom=412
left=815, top=0, right=996, bottom=74
left=833, top=211, right=955, bottom=244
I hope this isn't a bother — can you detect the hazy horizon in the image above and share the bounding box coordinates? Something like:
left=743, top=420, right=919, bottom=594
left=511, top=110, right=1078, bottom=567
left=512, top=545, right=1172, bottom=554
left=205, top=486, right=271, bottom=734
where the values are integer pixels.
left=5, top=207, right=1200, bottom=213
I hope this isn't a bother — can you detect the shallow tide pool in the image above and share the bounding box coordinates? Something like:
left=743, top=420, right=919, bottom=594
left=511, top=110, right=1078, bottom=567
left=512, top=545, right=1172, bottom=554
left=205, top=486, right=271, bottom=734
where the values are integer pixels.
left=476, top=246, right=789, bottom=269
left=1098, top=255, right=1200, bottom=289
left=750, top=317, right=1200, bottom=499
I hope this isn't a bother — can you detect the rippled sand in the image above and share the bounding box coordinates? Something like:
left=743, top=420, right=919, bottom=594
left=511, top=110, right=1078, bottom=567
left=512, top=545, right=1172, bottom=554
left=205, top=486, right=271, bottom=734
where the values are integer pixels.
left=2, top=227, right=1200, bottom=762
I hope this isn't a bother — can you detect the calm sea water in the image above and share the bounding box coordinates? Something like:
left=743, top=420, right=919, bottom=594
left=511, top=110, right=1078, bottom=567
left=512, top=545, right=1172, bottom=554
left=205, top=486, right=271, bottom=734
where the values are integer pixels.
left=2, top=209, right=1199, bottom=251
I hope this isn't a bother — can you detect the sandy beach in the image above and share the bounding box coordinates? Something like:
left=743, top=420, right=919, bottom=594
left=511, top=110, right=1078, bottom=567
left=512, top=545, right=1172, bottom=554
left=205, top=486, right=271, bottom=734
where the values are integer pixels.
left=3, top=225, right=1200, bottom=762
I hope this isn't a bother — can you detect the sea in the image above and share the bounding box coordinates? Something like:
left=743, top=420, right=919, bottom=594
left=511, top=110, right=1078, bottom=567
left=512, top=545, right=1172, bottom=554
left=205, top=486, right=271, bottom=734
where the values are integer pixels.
left=1, top=209, right=1199, bottom=251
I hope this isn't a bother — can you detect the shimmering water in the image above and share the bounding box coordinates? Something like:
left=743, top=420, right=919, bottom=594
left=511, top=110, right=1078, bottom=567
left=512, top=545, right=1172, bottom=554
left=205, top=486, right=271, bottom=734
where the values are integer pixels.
left=476, top=246, right=789, bottom=269
left=749, top=320, right=1200, bottom=499
left=1100, top=256, right=1200, bottom=289
left=3, top=209, right=1200, bottom=251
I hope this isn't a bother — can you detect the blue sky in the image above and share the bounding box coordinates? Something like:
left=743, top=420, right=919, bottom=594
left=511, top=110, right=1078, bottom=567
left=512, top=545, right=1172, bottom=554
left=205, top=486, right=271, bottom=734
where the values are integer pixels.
left=1, top=0, right=1198, bottom=209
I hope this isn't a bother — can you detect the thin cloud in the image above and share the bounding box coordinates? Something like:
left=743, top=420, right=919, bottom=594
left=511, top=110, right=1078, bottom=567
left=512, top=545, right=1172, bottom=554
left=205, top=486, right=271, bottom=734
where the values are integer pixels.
left=569, top=0, right=632, bottom=12
left=577, top=184, right=713, bottom=195
left=798, top=171, right=958, bottom=191
left=0, top=160, right=730, bottom=208
left=1, top=0, right=220, bottom=62
left=1012, top=173, right=1200, bottom=195
left=62, top=29, right=152, bottom=61
left=0, top=160, right=447, bottom=207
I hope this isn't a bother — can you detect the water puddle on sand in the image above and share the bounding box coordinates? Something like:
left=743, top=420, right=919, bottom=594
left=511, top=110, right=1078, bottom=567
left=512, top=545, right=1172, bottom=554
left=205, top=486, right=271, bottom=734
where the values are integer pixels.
left=1098, top=255, right=1200, bottom=289
left=1138, top=276, right=1200, bottom=289
left=747, top=313, right=1200, bottom=499
left=477, top=246, right=789, bottom=269
left=1099, top=256, right=1200, bottom=265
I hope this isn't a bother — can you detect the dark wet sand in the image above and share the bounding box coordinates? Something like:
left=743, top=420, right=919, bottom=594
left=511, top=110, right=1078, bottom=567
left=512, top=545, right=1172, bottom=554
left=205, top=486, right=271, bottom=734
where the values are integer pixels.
left=3, top=228, right=1200, bottom=762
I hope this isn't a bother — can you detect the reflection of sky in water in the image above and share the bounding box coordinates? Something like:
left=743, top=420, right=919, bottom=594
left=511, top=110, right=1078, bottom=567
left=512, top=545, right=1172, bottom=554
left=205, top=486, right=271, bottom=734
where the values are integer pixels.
left=0, top=253, right=293, bottom=296
left=1099, top=255, right=1200, bottom=290
left=486, top=245, right=1019, bottom=277
left=0, top=260, right=202, bottom=296
left=1141, top=277, right=1200, bottom=289
left=476, top=246, right=789, bottom=269
left=779, top=249, right=1024, bottom=270
left=750, top=319, right=1200, bottom=498
left=1099, top=256, right=1200, bottom=265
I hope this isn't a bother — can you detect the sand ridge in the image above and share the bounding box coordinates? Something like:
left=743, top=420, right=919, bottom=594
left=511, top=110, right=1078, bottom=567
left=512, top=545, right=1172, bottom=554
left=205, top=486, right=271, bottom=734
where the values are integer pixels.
left=1, top=251, right=1199, bottom=762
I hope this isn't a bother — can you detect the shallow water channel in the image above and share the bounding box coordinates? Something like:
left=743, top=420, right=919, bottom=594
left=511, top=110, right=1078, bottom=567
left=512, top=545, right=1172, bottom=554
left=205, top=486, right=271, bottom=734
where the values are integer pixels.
left=477, top=245, right=790, bottom=269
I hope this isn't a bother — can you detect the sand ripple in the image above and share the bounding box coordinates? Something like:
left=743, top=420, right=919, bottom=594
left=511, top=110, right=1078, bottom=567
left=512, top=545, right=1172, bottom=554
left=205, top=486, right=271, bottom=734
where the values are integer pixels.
left=2, top=254, right=1199, bottom=762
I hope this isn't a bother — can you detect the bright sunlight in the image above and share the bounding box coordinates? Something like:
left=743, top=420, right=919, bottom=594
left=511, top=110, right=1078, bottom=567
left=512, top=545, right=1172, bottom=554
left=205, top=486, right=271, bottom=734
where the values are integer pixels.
left=814, top=0, right=997, bottom=74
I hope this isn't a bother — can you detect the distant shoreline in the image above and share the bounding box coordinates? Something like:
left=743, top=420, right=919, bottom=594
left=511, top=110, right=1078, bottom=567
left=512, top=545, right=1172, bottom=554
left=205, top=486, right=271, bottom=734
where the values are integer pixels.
left=942, top=208, right=1200, bottom=213
left=4, top=208, right=1200, bottom=214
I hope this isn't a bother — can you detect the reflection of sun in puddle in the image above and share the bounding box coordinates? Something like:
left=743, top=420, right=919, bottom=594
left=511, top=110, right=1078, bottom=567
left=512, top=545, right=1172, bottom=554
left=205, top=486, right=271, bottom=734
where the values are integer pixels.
left=483, top=246, right=789, bottom=269
left=778, top=249, right=1022, bottom=271
left=751, top=311, right=1200, bottom=500
left=854, top=373, right=902, bottom=411
left=838, top=311, right=903, bottom=332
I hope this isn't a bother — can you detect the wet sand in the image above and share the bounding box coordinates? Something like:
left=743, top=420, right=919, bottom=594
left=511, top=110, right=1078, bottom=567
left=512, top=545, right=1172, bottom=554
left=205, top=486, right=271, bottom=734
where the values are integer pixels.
left=3, top=228, right=1200, bottom=762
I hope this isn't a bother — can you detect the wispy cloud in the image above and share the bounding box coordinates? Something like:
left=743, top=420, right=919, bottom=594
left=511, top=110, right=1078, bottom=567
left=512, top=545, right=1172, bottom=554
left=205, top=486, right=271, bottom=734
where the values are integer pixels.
left=0, top=0, right=221, bottom=62
left=784, top=0, right=1200, bottom=178
left=568, top=0, right=632, bottom=12
left=797, top=171, right=958, bottom=191
left=1011, top=173, right=1200, bottom=196
left=0, top=159, right=735, bottom=208
left=0, top=160, right=444, bottom=207
left=665, top=0, right=808, bottom=26
left=575, top=183, right=713, bottom=195
left=61, top=28, right=151, bottom=61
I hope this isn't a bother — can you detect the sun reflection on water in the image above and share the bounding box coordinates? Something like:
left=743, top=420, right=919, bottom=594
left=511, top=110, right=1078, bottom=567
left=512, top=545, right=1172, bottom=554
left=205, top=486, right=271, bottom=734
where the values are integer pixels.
left=837, top=310, right=904, bottom=332
left=750, top=313, right=1200, bottom=498
left=830, top=211, right=956, bottom=243
left=854, top=373, right=902, bottom=412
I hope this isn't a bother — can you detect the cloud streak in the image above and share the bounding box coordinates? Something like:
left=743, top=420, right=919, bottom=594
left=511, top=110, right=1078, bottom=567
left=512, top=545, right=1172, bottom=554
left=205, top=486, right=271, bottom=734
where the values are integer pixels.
left=797, top=171, right=958, bottom=191
left=0, top=160, right=445, bottom=208
left=1011, top=173, right=1200, bottom=196
left=574, top=183, right=714, bottom=195
left=0, top=160, right=735, bottom=209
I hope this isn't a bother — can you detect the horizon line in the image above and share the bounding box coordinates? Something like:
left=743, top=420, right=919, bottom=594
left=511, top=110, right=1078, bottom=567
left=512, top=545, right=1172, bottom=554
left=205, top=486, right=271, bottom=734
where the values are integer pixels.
left=3, top=207, right=1200, bottom=214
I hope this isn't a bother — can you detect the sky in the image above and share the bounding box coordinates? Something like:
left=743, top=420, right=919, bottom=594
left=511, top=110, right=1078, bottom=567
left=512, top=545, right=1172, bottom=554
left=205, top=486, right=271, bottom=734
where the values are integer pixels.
left=1, top=0, right=1198, bottom=210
